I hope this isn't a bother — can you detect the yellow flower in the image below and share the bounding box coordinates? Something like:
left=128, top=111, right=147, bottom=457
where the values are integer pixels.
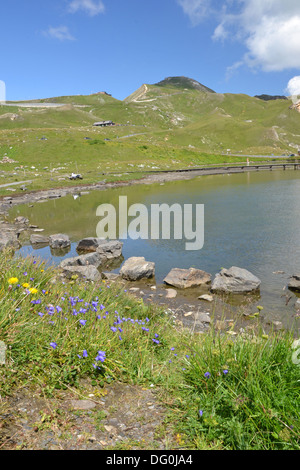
left=22, top=283, right=30, bottom=288
left=29, top=288, right=38, bottom=294
left=8, top=277, right=19, bottom=285
left=40, top=269, right=44, bottom=273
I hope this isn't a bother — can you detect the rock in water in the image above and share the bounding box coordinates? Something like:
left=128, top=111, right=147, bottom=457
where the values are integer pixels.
left=211, top=266, right=261, bottom=294
left=30, top=234, right=50, bottom=245
left=288, top=274, right=300, bottom=292
left=198, top=294, right=214, bottom=302
left=14, top=216, right=29, bottom=225
left=96, top=240, right=123, bottom=260
left=59, top=252, right=102, bottom=269
left=165, top=288, right=177, bottom=299
left=163, top=268, right=211, bottom=289
left=49, top=234, right=71, bottom=249
left=77, top=238, right=123, bottom=259
left=120, top=257, right=155, bottom=281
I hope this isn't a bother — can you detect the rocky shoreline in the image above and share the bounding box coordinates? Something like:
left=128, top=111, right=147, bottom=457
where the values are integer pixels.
left=0, top=164, right=281, bottom=216
left=1, top=219, right=296, bottom=334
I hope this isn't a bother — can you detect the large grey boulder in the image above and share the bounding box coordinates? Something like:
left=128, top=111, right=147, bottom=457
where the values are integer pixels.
left=120, top=257, right=155, bottom=281
left=211, top=267, right=261, bottom=294
left=96, top=240, right=123, bottom=260
left=163, top=268, right=211, bottom=289
left=0, top=232, right=21, bottom=252
left=62, top=265, right=102, bottom=282
left=49, top=234, right=71, bottom=249
left=30, top=234, right=50, bottom=245
left=77, top=238, right=102, bottom=252
left=288, top=274, right=300, bottom=292
left=77, top=238, right=123, bottom=259
left=60, top=252, right=102, bottom=269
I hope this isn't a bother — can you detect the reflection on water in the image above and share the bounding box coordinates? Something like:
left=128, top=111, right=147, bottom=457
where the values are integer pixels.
left=11, top=170, right=300, bottom=329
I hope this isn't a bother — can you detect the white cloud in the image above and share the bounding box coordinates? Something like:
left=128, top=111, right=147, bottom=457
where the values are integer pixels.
left=68, top=0, right=105, bottom=16
left=213, top=0, right=300, bottom=73
left=178, top=0, right=300, bottom=73
left=212, top=22, right=228, bottom=41
left=286, top=76, right=300, bottom=97
left=44, top=26, right=75, bottom=41
left=177, top=0, right=211, bottom=25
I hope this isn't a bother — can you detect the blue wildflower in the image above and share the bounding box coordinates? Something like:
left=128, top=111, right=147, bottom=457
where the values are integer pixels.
left=95, top=351, right=106, bottom=362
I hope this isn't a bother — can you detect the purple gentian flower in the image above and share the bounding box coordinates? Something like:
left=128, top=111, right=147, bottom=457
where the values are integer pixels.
left=95, top=351, right=106, bottom=362
left=79, top=319, right=87, bottom=326
left=204, top=372, right=211, bottom=379
left=50, top=342, right=57, bottom=349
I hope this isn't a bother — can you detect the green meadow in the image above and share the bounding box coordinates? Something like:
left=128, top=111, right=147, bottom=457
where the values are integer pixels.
left=0, top=253, right=299, bottom=450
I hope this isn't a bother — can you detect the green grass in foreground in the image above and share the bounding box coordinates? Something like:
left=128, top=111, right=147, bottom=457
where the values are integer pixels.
left=0, top=253, right=299, bottom=450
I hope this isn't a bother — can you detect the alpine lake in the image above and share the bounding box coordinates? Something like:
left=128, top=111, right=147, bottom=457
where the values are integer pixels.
left=10, top=169, right=300, bottom=334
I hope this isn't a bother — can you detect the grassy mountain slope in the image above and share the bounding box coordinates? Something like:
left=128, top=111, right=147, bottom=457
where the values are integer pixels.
left=0, top=77, right=299, bottom=194
left=1, top=78, right=299, bottom=154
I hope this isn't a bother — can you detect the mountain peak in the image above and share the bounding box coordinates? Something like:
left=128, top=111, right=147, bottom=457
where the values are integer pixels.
left=153, top=76, right=215, bottom=93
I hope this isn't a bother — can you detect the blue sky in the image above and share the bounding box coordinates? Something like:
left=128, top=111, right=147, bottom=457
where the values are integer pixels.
left=1, top=0, right=300, bottom=101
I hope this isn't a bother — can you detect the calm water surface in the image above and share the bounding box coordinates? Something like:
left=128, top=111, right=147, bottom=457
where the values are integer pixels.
left=11, top=170, right=300, bottom=328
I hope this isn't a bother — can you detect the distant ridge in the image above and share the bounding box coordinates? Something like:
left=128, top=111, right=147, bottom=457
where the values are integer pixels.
left=255, top=94, right=288, bottom=102
left=154, top=76, right=215, bottom=93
